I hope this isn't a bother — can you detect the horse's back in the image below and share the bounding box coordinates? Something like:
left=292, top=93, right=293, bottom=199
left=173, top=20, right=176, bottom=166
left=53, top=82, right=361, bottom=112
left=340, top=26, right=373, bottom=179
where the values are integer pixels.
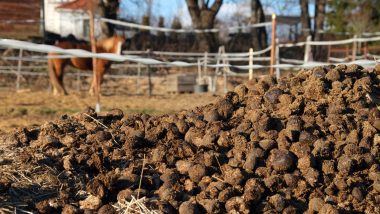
left=51, top=41, right=92, bottom=70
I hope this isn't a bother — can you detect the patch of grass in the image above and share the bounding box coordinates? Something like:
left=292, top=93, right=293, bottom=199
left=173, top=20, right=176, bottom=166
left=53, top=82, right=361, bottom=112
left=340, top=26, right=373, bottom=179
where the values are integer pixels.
left=33, top=107, right=58, bottom=115
left=59, top=108, right=82, bottom=114
left=0, top=107, right=28, bottom=116
left=30, top=107, right=82, bottom=115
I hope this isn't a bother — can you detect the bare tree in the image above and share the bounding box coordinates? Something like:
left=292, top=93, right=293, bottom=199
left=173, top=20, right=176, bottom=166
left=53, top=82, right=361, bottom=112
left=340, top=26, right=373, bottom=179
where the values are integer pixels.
left=185, top=0, right=223, bottom=51
left=299, top=0, right=311, bottom=37
left=97, top=0, right=120, bottom=37
left=251, top=0, right=267, bottom=51
left=314, top=0, right=326, bottom=41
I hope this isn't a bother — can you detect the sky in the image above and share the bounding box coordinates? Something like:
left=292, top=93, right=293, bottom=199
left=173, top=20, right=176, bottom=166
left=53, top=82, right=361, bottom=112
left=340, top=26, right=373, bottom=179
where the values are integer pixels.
left=119, top=0, right=315, bottom=27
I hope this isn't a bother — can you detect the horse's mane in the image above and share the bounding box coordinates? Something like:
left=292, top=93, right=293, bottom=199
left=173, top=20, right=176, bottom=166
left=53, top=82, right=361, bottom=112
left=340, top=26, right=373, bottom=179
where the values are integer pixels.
left=96, top=35, right=124, bottom=54
left=97, top=36, right=117, bottom=52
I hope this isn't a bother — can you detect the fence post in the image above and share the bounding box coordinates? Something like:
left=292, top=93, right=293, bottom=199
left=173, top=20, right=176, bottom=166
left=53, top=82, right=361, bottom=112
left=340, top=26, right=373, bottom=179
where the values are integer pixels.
left=248, top=48, right=253, bottom=80
left=304, top=35, right=312, bottom=63
left=352, top=35, right=357, bottom=61
left=221, top=46, right=228, bottom=93
left=327, top=45, right=331, bottom=63
left=87, top=4, right=100, bottom=112
left=147, top=49, right=152, bottom=97
left=197, top=58, right=202, bottom=83
left=137, top=62, right=141, bottom=94
left=147, top=65, right=152, bottom=97
left=215, top=46, right=222, bottom=77
left=203, top=51, right=208, bottom=78
left=16, top=49, right=23, bottom=91
left=213, top=46, right=223, bottom=93
left=363, top=42, right=368, bottom=59
left=269, top=13, right=277, bottom=76
left=275, top=38, right=280, bottom=80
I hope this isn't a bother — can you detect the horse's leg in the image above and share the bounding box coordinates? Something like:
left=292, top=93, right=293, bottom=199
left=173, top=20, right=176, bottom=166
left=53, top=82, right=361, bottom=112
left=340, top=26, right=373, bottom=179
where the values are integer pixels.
left=89, top=77, right=96, bottom=96
left=55, top=62, right=68, bottom=95
left=48, top=57, right=67, bottom=95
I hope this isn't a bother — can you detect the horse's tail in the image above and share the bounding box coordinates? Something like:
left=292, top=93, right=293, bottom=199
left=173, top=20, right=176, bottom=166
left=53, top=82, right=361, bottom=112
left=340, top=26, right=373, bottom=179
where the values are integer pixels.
left=47, top=54, right=66, bottom=95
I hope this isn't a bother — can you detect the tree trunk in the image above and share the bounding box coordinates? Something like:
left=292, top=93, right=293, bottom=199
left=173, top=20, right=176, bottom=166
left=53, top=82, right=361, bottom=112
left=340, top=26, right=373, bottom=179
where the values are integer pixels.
left=314, top=0, right=326, bottom=41
left=97, top=0, right=119, bottom=37
left=251, top=0, right=267, bottom=51
left=141, top=15, right=151, bottom=50
left=313, top=0, right=326, bottom=60
left=157, top=16, right=166, bottom=48
left=185, top=0, right=223, bottom=52
left=299, top=0, right=311, bottom=38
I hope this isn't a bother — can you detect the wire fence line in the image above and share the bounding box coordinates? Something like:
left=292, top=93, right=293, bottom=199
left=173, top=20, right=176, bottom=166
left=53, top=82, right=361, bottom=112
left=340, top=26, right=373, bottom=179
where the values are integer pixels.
left=1, top=32, right=380, bottom=93
left=101, top=17, right=271, bottom=33
left=3, top=17, right=380, bottom=37
left=0, top=70, right=161, bottom=80
left=1, top=35, right=379, bottom=68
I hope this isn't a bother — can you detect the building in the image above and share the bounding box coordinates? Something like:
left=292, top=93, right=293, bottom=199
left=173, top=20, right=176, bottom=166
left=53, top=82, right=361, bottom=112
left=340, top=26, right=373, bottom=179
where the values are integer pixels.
left=44, top=0, right=102, bottom=41
left=0, top=0, right=41, bottom=39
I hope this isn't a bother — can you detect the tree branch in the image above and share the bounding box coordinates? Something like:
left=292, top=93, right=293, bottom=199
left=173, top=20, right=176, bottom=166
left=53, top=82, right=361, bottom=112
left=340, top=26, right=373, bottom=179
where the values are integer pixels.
left=205, top=0, right=211, bottom=8
left=185, top=0, right=201, bottom=26
left=210, top=0, right=223, bottom=13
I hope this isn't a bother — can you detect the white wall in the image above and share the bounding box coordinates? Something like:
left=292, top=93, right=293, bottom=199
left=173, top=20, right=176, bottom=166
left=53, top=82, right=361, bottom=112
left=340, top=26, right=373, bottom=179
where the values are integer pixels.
left=44, top=0, right=72, bottom=34
left=44, top=0, right=102, bottom=40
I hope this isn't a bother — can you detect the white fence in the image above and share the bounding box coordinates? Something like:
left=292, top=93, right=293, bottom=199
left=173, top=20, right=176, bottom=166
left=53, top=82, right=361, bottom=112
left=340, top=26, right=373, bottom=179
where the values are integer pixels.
left=1, top=32, right=380, bottom=94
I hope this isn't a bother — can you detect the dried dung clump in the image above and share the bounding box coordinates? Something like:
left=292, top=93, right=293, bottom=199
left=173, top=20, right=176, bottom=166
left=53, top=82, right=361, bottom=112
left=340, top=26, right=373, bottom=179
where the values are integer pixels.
left=1, top=64, right=380, bottom=213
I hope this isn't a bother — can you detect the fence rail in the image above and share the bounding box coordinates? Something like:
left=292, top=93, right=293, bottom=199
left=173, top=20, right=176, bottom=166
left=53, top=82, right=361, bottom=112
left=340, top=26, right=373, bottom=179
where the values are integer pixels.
left=1, top=16, right=380, bottom=95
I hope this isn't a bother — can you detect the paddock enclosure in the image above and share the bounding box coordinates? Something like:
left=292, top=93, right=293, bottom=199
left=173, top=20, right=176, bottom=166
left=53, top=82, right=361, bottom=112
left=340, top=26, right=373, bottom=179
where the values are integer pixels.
left=1, top=13, right=380, bottom=214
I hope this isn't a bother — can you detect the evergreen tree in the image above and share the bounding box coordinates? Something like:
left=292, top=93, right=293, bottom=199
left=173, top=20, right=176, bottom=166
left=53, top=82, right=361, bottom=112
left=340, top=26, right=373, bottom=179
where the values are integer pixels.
left=326, top=0, right=380, bottom=35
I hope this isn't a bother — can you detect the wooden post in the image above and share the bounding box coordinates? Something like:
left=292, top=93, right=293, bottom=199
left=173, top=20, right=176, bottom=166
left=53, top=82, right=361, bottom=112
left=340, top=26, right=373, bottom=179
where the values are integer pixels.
left=327, top=45, right=331, bottom=63
left=304, top=35, right=312, bottom=63
left=147, top=65, right=152, bottom=97
left=223, top=70, right=227, bottom=93
left=221, top=46, right=228, bottom=93
left=213, top=46, right=223, bottom=93
left=248, top=48, right=253, bottom=80
left=147, top=49, right=152, bottom=97
left=87, top=2, right=99, bottom=112
left=215, top=46, right=222, bottom=76
left=16, top=49, right=23, bottom=91
left=197, top=58, right=202, bottom=84
left=352, top=35, right=357, bottom=61
left=275, top=38, right=280, bottom=80
left=269, top=13, right=277, bottom=76
left=137, top=62, right=141, bottom=94
left=203, top=51, right=208, bottom=79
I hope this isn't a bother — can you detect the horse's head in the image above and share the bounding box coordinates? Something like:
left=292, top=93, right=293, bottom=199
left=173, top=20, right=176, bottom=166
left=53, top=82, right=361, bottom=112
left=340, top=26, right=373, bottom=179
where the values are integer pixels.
left=98, top=34, right=125, bottom=55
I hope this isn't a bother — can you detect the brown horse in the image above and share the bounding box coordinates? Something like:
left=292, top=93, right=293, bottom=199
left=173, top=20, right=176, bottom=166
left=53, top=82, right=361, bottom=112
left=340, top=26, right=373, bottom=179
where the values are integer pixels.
left=48, top=34, right=125, bottom=95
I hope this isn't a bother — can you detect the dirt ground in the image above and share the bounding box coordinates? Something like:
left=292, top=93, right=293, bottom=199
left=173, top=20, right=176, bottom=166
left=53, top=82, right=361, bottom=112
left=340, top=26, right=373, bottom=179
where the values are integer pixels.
left=0, top=65, right=249, bottom=133
left=0, top=88, right=219, bottom=133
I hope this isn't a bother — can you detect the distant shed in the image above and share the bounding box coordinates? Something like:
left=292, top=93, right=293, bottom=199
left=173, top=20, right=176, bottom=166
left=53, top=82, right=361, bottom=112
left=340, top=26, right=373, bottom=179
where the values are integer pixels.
left=0, top=0, right=41, bottom=39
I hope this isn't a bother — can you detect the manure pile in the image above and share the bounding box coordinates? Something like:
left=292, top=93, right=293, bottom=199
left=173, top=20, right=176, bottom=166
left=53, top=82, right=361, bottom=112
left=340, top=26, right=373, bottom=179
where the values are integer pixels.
left=1, top=64, right=380, bottom=213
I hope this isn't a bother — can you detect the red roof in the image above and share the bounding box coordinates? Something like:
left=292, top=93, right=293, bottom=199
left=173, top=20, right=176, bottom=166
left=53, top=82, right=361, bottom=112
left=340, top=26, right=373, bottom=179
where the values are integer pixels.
left=56, top=0, right=96, bottom=11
